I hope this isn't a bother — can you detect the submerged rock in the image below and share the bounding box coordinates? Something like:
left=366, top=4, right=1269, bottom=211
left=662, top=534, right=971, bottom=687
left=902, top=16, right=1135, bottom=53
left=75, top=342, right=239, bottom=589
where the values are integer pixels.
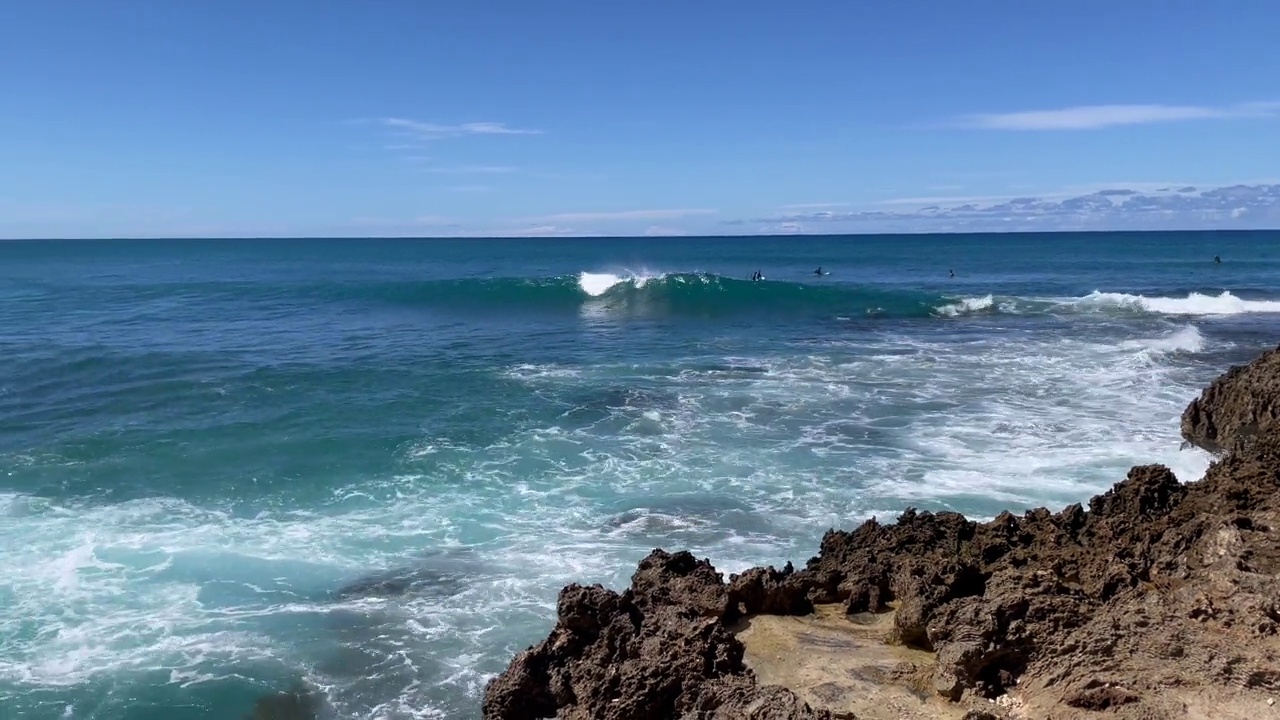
left=333, top=547, right=478, bottom=600
left=486, top=344, right=1280, bottom=719
left=246, top=683, right=324, bottom=720
left=332, top=566, right=466, bottom=600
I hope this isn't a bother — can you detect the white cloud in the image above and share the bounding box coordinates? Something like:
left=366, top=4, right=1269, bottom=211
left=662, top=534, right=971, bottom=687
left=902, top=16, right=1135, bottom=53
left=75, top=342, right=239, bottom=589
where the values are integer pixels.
left=505, top=224, right=586, bottom=237
left=735, top=183, right=1280, bottom=233
left=381, top=118, right=543, bottom=140
left=961, top=102, right=1278, bottom=130
left=529, top=208, right=717, bottom=223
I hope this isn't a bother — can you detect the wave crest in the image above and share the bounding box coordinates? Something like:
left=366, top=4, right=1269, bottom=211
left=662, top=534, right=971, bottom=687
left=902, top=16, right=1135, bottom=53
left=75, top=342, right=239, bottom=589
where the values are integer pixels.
left=1074, top=290, right=1280, bottom=316
left=935, top=294, right=996, bottom=317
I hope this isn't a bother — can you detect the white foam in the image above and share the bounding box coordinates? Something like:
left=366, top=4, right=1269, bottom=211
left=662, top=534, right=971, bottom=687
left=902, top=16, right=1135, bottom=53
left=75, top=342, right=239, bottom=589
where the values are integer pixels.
left=1075, top=290, right=1280, bottom=316
left=1121, top=325, right=1205, bottom=355
left=504, top=363, right=583, bottom=381
left=577, top=272, right=625, bottom=297
left=935, top=294, right=995, bottom=317
left=576, top=270, right=665, bottom=297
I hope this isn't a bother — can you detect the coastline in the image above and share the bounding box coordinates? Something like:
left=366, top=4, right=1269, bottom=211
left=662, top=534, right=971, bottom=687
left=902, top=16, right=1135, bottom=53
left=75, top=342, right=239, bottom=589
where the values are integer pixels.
left=482, top=344, right=1280, bottom=720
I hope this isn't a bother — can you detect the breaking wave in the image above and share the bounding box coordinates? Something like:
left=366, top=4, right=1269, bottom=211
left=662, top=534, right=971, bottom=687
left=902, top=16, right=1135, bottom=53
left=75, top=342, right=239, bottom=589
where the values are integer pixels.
left=296, top=274, right=1280, bottom=321
left=1071, top=290, right=1280, bottom=316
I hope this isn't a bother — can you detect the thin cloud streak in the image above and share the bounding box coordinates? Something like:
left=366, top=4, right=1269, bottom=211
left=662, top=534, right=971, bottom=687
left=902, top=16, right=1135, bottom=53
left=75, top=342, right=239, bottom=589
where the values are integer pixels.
left=643, top=225, right=688, bottom=236
left=961, top=102, right=1278, bottom=130
left=382, top=118, right=543, bottom=139
left=421, top=165, right=520, bottom=174
left=876, top=194, right=1027, bottom=206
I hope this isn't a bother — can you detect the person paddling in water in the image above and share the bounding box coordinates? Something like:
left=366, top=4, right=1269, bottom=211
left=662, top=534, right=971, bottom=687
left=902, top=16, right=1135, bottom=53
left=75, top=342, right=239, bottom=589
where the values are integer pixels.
left=814, top=266, right=824, bottom=276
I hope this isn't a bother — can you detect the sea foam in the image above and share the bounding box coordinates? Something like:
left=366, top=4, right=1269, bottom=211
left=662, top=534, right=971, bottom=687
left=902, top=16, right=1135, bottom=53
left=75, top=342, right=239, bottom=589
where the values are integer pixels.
left=1076, top=290, right=1280, bottom=316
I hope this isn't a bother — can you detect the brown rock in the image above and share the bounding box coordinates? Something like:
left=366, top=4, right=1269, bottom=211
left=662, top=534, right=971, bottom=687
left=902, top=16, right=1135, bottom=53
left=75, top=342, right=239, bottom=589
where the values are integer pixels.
left=1182, top=343, right=1280, bottom=453
left=482, top=550, right=834, bottom=720
left=1062, top=680, right=1140, bottom=711
left=677, top=676, right=838, bottom=719
left=727, top=563, right=815, bottom=619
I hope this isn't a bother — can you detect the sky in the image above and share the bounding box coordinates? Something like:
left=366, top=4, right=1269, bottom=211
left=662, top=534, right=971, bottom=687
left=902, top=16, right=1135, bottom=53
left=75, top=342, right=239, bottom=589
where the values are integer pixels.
left=3, top=1, right=1280, bottom=238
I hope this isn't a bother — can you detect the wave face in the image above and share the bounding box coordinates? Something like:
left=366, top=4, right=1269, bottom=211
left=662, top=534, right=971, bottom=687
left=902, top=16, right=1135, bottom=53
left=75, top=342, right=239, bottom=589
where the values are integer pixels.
left=4, top=232, right=1280, bottom=719
left=329, top=272, right=1280, bottom=321
left=337, top=271, right=951, bottom=319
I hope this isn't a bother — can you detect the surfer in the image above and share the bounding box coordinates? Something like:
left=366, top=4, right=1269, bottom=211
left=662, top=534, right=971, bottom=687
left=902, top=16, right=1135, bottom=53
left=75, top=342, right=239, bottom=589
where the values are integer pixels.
left=949, top=269, right=955, bottom=278
left=814, top=266, right=824, bottom=276
left=751, top=270, right=762, bottom=281
left=1214, top=255, right=1222, bottom=264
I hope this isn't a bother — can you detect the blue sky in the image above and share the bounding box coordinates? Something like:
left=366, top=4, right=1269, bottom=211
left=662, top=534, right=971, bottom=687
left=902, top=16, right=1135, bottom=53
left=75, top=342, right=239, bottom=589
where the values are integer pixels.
left=3, top=1, right=1280, bottom=238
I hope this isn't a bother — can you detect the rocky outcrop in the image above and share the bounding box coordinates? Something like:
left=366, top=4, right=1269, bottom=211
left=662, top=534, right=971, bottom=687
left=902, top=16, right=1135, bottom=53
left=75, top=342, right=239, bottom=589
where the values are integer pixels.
left=485, top=345, right=1280, bottom=720
left=482, top=550, right=837, bottom=720
left=1182, top=343, right=1280, bottom=453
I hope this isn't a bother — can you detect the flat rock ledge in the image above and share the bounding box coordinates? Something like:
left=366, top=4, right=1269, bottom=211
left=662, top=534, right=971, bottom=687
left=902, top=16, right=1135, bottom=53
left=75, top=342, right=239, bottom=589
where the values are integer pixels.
left=483, top=345, right=1280, bottom=720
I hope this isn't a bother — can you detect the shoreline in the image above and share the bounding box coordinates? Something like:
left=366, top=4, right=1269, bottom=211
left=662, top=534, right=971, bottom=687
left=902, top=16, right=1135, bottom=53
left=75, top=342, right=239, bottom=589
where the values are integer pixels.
left=482, top=344, right=1280, bottom=720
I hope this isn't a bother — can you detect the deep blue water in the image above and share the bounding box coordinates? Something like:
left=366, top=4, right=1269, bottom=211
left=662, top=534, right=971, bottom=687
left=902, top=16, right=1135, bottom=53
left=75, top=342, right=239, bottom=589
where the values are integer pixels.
left=2, top=231, right=1278, bottom=719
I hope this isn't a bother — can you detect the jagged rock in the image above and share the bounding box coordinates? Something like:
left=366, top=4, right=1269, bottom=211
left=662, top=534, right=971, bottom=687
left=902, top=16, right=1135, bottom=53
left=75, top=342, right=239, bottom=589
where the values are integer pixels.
left=839, top=569, right=890, bottom=615
left=1182, top=343, right=1280, bottom=453
left=483, top=550, right=834, bottom=719
left=629, top=549, right=731, bottom=619
left=727, top=563, right=814, bottom=619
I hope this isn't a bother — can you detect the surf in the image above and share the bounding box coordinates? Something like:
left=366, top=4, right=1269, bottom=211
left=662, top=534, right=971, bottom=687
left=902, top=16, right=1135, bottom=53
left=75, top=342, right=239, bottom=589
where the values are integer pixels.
left=1071, top=290, right=1280, bottom=316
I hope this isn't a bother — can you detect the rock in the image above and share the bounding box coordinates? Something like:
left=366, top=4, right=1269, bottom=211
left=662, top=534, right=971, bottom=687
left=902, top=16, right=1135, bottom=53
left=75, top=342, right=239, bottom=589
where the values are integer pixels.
left=1182, top=343, right=1280, bottom=453
left=727, top=563, right=815, bottom=620
left=839, top=569, right=890, bottom=615
left=630, top=549, right=731, bottom=619
left=482, top=550, right=834, bottom=720
left=676, top=676, right=836, bottom=719
left=1062, top=680, right=1140, bottom=711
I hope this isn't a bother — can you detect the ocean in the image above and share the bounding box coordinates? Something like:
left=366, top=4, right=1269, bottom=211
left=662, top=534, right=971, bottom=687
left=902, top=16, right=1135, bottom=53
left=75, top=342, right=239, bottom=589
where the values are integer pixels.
left=2, top=231, right=1278, bottom=719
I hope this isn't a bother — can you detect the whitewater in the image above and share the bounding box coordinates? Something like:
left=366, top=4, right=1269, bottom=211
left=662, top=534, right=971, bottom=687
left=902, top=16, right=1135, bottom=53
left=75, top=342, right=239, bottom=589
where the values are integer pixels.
left=2, top=232, right=1279, bottom=719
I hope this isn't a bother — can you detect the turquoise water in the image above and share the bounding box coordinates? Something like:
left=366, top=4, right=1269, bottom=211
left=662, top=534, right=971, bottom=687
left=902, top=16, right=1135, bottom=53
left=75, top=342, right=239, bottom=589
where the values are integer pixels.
left=2, top=231, right=1278, bottom=719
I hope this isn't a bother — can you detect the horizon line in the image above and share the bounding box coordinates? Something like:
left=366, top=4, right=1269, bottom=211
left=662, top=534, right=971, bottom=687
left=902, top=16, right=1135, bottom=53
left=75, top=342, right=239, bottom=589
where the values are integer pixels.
left=0, top=226, right=1276, bottom=242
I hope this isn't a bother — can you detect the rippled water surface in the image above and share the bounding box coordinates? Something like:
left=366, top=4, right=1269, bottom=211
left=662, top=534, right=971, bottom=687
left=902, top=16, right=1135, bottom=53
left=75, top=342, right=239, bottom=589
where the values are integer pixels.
left=2, top=232, right=1278, bottom=718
